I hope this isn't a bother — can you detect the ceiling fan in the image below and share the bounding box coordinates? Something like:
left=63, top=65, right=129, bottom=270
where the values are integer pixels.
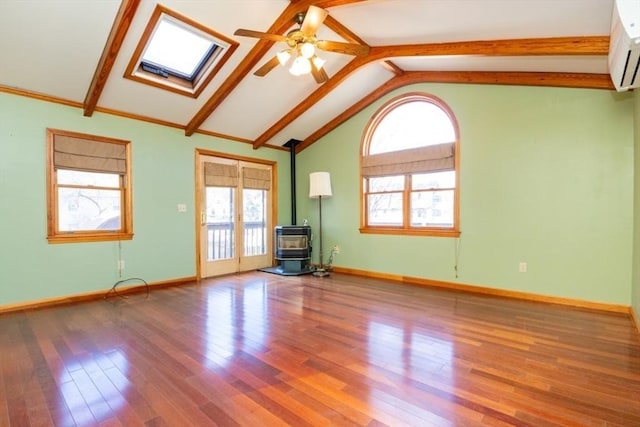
left=234, top=5, right=370, bottom=84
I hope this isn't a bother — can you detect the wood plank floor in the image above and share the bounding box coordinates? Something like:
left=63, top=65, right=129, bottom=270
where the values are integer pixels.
left=1, top=272, right=640, bottom=426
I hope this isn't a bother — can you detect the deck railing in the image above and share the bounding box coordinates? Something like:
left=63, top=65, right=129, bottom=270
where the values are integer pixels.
left=207, top=221, right=266, bottom=260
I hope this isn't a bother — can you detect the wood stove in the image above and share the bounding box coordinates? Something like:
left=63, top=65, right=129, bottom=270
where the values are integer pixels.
left=258, top=141, right=314, bottom=276
left=272, top=225, right=312, bottom=275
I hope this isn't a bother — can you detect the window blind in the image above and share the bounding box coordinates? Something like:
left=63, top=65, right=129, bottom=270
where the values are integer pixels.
left=242, top=167, right=270, bottom=190
left=362, top=142, right=454, bottom=177
left=53, top=135, right=127, bottom=174
left=204, top=162, right=238, bottom=187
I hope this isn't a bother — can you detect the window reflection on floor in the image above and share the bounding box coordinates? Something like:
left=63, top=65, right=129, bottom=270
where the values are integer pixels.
left=204, top=280, right=269, bottom=367
left=367, top=320, right=453, bottom=377
left=240, top=281, right=269, bottom=351
left=58, top=350, right=129, bottom=426
left=366, top=320, right=456, bottom=424
left=204, top=288, right=236, bottom=366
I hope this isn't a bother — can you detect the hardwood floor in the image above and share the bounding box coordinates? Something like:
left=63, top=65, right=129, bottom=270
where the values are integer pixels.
left=1, top=272, right=639, bottom=426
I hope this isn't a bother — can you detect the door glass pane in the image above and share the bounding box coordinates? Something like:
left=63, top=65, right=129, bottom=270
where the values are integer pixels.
left=206, top=187, right=235, bottom=260
left=243, top=189, right=267, bottom=256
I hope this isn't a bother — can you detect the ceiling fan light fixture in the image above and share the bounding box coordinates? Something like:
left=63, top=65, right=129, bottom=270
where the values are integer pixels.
left=235, top=5, right=366, bottom=83
left=300, top=42, right=315, bottom=59
left=277, top=49, right=292, bottom=66
left=290, top=56, right=311, bottom=76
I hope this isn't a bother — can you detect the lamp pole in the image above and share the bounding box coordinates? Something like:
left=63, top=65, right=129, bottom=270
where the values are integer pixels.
left=309, top=171, right=331, bottom=277
left=317, top=195, right=324, bottom=272
left=313, top=193, right=329, bottom=276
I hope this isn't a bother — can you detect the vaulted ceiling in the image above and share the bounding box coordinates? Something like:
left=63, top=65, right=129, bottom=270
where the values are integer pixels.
left=0, top=0, right=615, bottom=153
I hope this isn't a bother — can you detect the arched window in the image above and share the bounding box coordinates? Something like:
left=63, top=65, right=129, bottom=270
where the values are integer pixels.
left=360, top=92, right=460, bottom=237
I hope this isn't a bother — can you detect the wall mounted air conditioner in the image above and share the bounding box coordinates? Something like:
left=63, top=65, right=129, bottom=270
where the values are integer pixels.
left=609, top=0, right=640, bottom=91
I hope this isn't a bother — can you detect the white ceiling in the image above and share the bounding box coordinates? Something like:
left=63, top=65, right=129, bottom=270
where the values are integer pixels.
left=0, top=0, right=616, bottom=151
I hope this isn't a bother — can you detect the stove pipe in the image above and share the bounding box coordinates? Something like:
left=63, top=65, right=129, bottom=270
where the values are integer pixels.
left=283, top=139, right=301, bottom=225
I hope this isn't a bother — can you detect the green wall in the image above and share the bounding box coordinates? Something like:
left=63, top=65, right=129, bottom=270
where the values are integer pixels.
left=632, top=90, right=640, bottom=322
left=0, top=92, right=290, bottom=306
left=1, top=82, right=636, bottom=309
left=297, top=83, right=635, bottom=305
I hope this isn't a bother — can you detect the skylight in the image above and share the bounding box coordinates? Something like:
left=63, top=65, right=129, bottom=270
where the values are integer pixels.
left=125, top=5, right=238, bottom=98
left=142, top=18, right=216, bottom=81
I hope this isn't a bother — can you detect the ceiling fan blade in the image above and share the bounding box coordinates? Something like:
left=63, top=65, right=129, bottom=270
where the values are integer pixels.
left=234, top=29, right=287, bottom=43
left=254, top=56, right=281, bottom=77
left=316, top=40, right=370, bottom=57
left=300, top=6, right=328, bottom=35
left=311, top=61, right=328, bottom=84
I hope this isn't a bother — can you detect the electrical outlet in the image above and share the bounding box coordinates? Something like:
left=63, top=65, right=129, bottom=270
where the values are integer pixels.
left=519, top=262, right=527, bottom=273
left=118, top=260, right=125, bottom=270
left=333, top=245, right=340, bottom=254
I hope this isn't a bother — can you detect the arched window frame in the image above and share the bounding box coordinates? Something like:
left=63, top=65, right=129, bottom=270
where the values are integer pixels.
left=360, top=92, right=460, bottom=237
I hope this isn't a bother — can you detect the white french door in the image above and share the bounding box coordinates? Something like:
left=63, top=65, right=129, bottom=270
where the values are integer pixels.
left=197, top=153, right=274, bottom=278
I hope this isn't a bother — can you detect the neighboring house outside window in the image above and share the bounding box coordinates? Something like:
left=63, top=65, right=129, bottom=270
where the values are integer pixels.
left=360, top=92, right=460, bottom=237
left=46, top=128, right=133, bottom=243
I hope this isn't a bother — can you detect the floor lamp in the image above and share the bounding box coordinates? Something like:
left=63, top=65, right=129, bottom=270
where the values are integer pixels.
left=309, top=172, right=332, bottom=277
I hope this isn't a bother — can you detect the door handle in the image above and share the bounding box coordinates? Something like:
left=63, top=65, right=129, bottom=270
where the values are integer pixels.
left=201, top=211, right=206, bottom=226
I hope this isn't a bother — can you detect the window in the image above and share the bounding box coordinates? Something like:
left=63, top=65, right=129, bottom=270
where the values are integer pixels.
left=360, top=93, right=460, bottom=237
left=46, top=129, right=133, bottom=243
left=141, top=18, right=218, bottom=82
left=125, top=5, right=238, bottom=98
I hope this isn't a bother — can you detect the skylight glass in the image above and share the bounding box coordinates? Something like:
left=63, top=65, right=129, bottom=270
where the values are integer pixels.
left=142, top=18, right=216, bottom=79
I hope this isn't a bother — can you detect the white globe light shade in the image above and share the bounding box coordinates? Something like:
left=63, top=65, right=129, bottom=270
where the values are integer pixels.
left=290, top=56, right=311, bottom=76
left=300, top=42, right=315, bottom=59
left=277, top=50, right=291, bottom=66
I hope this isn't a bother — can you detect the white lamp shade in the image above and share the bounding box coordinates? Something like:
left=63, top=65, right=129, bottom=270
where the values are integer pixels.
left=309, top=172, right=332, bottom=198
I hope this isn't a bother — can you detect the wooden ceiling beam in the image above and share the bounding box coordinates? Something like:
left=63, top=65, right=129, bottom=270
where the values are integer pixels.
left=83, top=0, right=141, bottom=117
left=366, top=36, right=609, bottom=59
left=251, top=35, right=609, bottom=149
